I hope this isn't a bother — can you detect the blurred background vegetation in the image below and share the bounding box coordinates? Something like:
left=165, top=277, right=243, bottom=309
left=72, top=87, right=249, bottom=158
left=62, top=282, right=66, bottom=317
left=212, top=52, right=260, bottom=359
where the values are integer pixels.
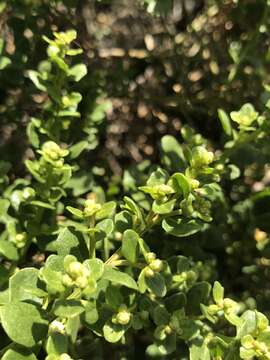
left=1, top=0, right=270, bottom=174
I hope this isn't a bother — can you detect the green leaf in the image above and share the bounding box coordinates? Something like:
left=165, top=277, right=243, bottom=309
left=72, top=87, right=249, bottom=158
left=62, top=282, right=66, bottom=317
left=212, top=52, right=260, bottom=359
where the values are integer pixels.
left=45, top=255, right=65, bottom=272
left=69, top=64, right=87, bottom=81
left=69, top=140, right=88, bottom=159
left=0, top=239, right=19, bottom=260
left=240, top=347, right=256, bottom=359
left=65, top=316, right=80, bottom=343
left=227, top=164, right=240, bottom=180
left=26, top=121, right=40, bottom=148
left=39, top=267, right=65, bottom=295
left=46, top=333, right=68, bottom=356
left=9, top=268, right=40, bottom=303
left=0, top=199, right=10, bottom=220
left=65, top=171, right=94, bottom=197
left=2, top=345, right=38, bottom=360
left=147, top=168, right=169, bottom=186
left=190, top=342, right=211, bottom=360
left=165, top=292, right=186, bottom=312
left=115, top=210, right=133, bottom=233
left=145, top=273, right=166, bottom=297
left=170, top=173, right=191, bottom=198
left=122, top=196, right=143, bottom=222
left=95, top=219, right=114, bottom=237
left=96, top=201, right=117, bottom=221
left=54, top=227, right=88, bottom=260
left=84, top=258, right=104, bottom=281
left=186, top=282, right=211, bottom=315
left=162, top=218, right=204, bottom=237
left=102, top=266, right=138, bottom=290
left=30, top=200, right=55, bottom=209
left=213, top=281, right=224, bottom=304
left=161, top=135, right=186, bottom=172
left=105, top=286, right=123, bottom=310
left=153, top=305, right=170, bottom=325
left=257, top=331, right=270, bottom=347
left=237, top=310, right=257, bottom=339
left=152, top=198, right=176, bottom=214
left=121, top=229, right=139, bottom=264
left=27, top=70, right=46, bottom=91
left=218, top=109, right=232, bottom=136
left=53, top=299, right=85, bottom=318
left=103, top=321, right=125, bottom=343
left=25, top=160, right=45, bottom=183
left=0, top=301, right=48, bottom=347
left=83, top=300, right=99, bottom=325
left=66, top=206, right=84, bottom=218
left=0, top=56, right=11, bottom=70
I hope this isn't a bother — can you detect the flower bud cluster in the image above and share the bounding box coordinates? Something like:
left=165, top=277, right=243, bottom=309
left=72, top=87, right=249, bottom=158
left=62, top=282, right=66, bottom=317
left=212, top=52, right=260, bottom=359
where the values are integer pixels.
left=151, top=184, right=174, bottom=200
left=139, top=183, right=175, bottom=201
left=190, top=146, right=214, bottom=169
left=112, top=305, right=132, bottom=326
left=41, top=141, right=69, bottom=168
left=144, top=252, right=164, bottom=278
left=230, top=103, right=258, bottom=128
left=239, top=311, right=270, bottom=359
left=241, top=335, right=270, bottom=359
left=83, top=198, right=102, bottom=217
left=62, top=261, right=90, bottom=289
left=208, top=297, right=239, bottom=316
left=172, top=270, right=197, bottom=285
left=13, top=232, right=27, bottom=249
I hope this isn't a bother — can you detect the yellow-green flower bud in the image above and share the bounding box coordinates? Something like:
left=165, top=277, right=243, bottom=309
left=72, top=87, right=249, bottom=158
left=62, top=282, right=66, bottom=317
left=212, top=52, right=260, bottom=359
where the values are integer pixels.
left=83, top=199, right=102, bottom=217
left=241, top=335, right=254, bottom=350
left=75, top=276, right=89, bottom=289
left=153, top=184, right=174, bottom=199
left=115, top=232, right=123, bottom=241
left=223, top=298, right=239, bottom=313
left=230, top=103, right=258, bottom=127
left=15, top=232, right=27, bottom=248
left=54, top=159, right=64, bottom=168
left=172, top=272, right=187, bottom=283
left=42, top=141, right=62, bottom=160
left=49, top=320, right=65, bottom=334
left=22, top=187, right=36, bottom=200
left=208, top=304, right=220, bottom=315
left=47, top=44, right=60, bottom=57
left=190, top=146, right=214, bottom=168
left=190, top=179, right=200, bottom=189
left=67, top=261, right=84, bottom=279
left=62, top=274, right=73, bottom=287
left=149, top=259, right=163, bottom=272
left=145, top=252, right=156, bottom=263
left=42, top=141, right=68, bottom=161
left=144, top=266, right=155, bottom=278
left=164, top=325, right=173, bottom=335
left=116, top=308, right=131, bottom=325
left=59, top=354, right=73, bottom=360
left=215, top=164, right=224, bottom=172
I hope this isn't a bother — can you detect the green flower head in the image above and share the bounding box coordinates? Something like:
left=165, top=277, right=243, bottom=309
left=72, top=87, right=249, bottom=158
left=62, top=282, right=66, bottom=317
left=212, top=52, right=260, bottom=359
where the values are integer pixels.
left=230, top=103, right=258, bottom=128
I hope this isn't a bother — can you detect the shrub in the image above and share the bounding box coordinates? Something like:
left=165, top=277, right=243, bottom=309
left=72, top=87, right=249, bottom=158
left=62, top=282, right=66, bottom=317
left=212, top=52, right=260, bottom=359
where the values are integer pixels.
left=1, top=2, right=270, bottom=360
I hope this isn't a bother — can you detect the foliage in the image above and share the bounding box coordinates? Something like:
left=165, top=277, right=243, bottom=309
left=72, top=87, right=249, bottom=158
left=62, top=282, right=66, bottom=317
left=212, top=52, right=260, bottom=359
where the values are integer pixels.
left=1, top=1, right=270, bottom=359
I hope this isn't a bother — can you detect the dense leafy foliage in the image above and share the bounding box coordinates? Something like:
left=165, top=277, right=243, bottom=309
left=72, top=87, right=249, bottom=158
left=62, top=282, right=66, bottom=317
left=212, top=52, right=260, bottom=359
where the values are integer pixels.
left=1, top=1, right=270, bottom=359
